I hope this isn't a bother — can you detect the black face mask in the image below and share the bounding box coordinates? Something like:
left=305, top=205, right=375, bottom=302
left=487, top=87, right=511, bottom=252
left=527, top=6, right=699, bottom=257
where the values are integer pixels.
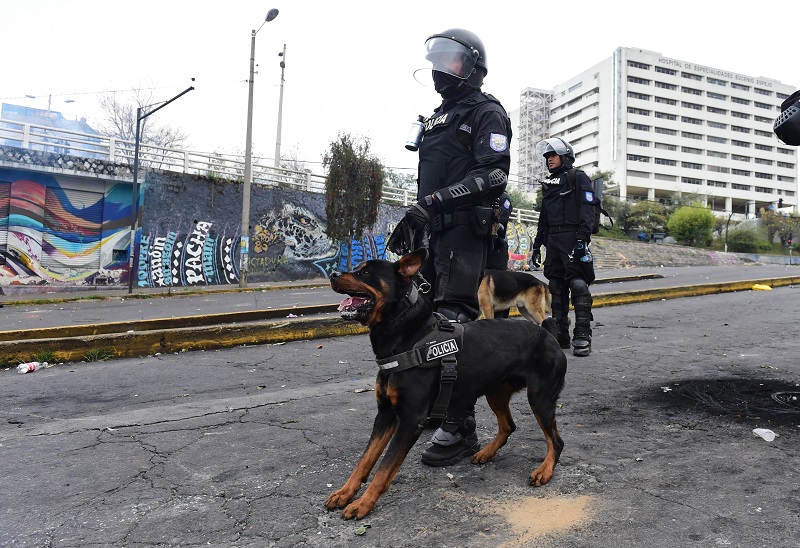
left=433, top=71, right=465, bottom=99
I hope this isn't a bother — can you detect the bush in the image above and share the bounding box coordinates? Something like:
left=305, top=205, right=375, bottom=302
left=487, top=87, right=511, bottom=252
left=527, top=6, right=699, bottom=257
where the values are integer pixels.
left=666, top=206, right=715, bottom=247
left=726, top=226, right=771, bottom=253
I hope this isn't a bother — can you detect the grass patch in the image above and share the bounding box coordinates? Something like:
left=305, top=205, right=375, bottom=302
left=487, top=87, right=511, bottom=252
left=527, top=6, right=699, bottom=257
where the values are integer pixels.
left=83, top=348, right=115, bottom=362
left=31, top=350, right=57, bottom=364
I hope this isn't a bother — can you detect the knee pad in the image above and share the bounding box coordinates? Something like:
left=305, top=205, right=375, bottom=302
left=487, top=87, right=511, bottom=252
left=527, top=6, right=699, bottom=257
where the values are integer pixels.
left=569, top=278, right=593, bottom=323
left=549, top=278, right=569, bottom=317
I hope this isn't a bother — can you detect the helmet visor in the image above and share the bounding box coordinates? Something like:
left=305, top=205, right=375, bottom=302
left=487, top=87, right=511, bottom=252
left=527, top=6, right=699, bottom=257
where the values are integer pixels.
left=535, top=138, right=570, bottom=158
left=424, top=36, right=479, bottom=79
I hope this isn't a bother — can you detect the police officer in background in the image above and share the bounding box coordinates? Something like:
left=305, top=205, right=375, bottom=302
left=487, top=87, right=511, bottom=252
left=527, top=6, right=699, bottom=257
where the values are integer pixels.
left=401, top=28, right=512, bottom=466
left=530, top=138, right=596, bottom=356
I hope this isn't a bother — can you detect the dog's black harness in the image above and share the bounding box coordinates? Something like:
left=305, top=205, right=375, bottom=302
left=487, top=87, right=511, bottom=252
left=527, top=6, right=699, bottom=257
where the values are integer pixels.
left=375, top=312, right=465, bottom=420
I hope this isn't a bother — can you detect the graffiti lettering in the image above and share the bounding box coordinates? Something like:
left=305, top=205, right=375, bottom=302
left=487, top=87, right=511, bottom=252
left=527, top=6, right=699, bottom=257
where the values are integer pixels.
left=137, top=235, right=150, bottom=286
left=184, top=222, right=211, bottom=285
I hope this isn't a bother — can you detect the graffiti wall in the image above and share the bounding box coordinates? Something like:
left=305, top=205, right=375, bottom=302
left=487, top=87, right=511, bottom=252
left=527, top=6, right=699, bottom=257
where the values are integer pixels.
left=1, top=160, right=535, bottom=289
left=0, top=167, right=132, bottom=287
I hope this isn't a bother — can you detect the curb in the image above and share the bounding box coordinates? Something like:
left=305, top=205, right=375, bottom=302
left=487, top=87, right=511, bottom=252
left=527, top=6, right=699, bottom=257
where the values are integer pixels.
left=3, top=275, right=798, bottom=367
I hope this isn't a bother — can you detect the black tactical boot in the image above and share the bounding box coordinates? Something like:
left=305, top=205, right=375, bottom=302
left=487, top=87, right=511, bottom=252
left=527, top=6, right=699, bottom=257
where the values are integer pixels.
left=572, top=323, right=592, bottom=356
left=570, top=278, right=594, bottom=357
left=421, top=410, right=479, bottom=467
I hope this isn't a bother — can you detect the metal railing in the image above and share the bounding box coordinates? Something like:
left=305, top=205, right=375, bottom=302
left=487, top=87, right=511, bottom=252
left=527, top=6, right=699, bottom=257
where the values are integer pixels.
left=0, top=117, right=538, bottom=223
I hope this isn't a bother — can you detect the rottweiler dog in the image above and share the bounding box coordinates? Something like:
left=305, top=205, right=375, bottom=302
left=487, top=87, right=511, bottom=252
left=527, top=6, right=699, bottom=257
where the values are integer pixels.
left=326, top=249, right=567, bottom=519
left=478, top=269, right=552, bottom=324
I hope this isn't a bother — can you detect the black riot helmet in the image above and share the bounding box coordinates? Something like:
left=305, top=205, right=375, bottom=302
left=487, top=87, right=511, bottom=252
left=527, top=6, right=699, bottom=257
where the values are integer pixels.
left=774, top=90, right=800, bottom=146
left=424, top=28, right=487, bottom=88
left=536, top=137, right=575, bottom=161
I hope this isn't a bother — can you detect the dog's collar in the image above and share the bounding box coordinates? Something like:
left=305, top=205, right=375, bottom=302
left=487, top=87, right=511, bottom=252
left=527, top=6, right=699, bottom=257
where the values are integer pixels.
left=382, top=273, right=431, bottom=331
left=375, top=314, right=463, bottom=372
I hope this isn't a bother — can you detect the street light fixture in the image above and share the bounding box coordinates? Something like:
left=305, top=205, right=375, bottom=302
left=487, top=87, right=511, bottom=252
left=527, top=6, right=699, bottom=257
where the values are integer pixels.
left=127, top=83, right=195, bottom=294
left=240, top=7, right=279, bottom=288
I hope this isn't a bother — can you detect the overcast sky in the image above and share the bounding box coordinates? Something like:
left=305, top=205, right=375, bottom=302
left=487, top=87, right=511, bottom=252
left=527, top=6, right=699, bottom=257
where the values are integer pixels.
left=1, top=0, right=795, bottom=178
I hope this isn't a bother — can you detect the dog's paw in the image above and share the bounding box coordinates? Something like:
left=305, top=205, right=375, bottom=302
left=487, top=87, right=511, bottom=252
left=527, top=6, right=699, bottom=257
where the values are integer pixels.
left=471, top=447, right=496, bottom=464
left=325, top=489, right=354, bottom=510
left=528, top=466, right=554, bottom=487
left=341, top=497, right=376, bottom=520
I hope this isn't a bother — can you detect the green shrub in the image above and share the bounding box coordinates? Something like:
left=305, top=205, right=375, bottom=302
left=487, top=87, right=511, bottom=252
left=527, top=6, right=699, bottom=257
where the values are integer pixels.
left=666, top=206, right=715, bottom=247
left=726, top=226, right=770, bottom=253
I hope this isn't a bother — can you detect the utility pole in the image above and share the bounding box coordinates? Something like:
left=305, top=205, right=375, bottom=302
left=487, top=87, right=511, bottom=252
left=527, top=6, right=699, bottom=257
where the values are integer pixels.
left=274, top=43, right=286, bottom=168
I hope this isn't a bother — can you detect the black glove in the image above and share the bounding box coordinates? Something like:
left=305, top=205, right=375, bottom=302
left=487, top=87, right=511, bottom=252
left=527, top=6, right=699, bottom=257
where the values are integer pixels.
left=531, top=246, right=542, bottom=268
left=570, top=240, right=587, bottom=263
left=404, top=195, right=438, bottom=231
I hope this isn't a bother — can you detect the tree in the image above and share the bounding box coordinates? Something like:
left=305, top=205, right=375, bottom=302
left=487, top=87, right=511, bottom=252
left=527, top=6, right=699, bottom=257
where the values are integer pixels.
left=628, top=201, right=668, bottom=235
left=97, top=88, right=188, bottom=150
left=760, top=210, right=800, bottom=248
left=666, top=205, right=716, bottom=247
left=323, top=134, right=385, bottom=270
left=599, top=196, right=632, bottom=235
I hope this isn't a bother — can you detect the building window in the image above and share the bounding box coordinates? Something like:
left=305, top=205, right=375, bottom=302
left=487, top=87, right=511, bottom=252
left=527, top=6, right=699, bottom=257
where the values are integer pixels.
left=628, top=60, right=651, bottom=70
left=682, top=101, right=702, bottom=110
left=778, top=176, right=796, bottom=183
left=568, top=82, right=583, bottom=93
left=754, top=101, right=774, bottom=110
left=655, top=127, right=677, bottom=135
left=628, top=76, right=651, bottom=85
left=628, top=107, right=651, bottom=116
left=655, top=111, right=677, bottom=120
left=707, top=121, right=727, bottom=129
left=707, top=92, right=728, bottom=100
left=755, top=144, right=773, bottom=151
left=654, top=158, right=677, bottom=166
left=628, top=123, right=651, bottom=131
left=682, top=146, right=702, bottom=154
left=708, top=165, right=730, bottom=173
left=707, top=150, right=727, bottom=158
left=731, top=125, right=751, bottom=133
left=754, top=88, right=773, bottom=96
left=731, top=96, right=751, bottom=105
left=754, top=129, right=773, bottom=137
left=755, top=172, right=773, bottom=179
left=628, top=91, right=651, bottom=100
left=655, top=81, right=677, bottom=90
left=754, top=115, right=772, bottom=123
left=778, top=148, right=796, bottom=156
left=654, top=96, right=677, bottom=105
left=755, top=158, right=772, bottom=165
left=681, top=72, right=702, bottom=81
left=627, top=170, right=651, bottom=178
left=777, top=92, right=790, bottom=100
left=777, top=161, right=795, bottom=169
left=681, top=86, right=702, bottom=95
left=731, top=111, right=750, bottom=119
left=707, top=135, right=727, bottom=144
left=708, top=180, right=728, bottom=188
left=654, top=142, right=677, bottom=151
left=682, top=116, right=702, bottom=125
left=682, top=131, right=702, bottom=140
left=627, top=138, right=651, bottom=147
left=655, top=173, right=677, bottom=181
left=628, top=154, right=650, bottom=162
left=731, top=183, right=751, bottom=191
left=708, top=106, right=728, bottom=115
left=682, top=177, right=702, bottom=184
left=731, top=82, right=750, bottom=91
left=754, top=186, right=773, bottom=194
left=732, top=140, right=751, bottom=147
left=732, top=154, right=751, bottom=162
left=655, top=66, right=677, bottom=75
left=682, top=161, right=703, bottom=170
left=707, top=77, right=727, bottom=86
left=732, top=169, right=751, bottom=176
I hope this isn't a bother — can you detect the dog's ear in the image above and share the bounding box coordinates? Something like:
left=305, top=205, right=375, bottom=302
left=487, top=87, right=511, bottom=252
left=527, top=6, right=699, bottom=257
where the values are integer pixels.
left=396, top=249, right=427, bottom=279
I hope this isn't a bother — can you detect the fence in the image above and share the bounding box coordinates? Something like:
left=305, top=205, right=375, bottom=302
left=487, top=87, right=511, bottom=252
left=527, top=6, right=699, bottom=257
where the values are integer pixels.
left=0, top=117, right=539, bottom=223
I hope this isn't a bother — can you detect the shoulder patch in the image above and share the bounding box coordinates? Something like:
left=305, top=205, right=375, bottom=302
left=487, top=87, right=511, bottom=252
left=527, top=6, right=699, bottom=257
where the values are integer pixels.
left=489, top=133, right=508, bottom=152
left=503, top=198, right=511, bottom=210
left=585, top=191, right=595, bottom=203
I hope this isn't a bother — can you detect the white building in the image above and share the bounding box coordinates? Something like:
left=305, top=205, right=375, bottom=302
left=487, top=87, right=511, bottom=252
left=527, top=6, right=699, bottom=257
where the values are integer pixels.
left=514, top=47, right=798, bottom=217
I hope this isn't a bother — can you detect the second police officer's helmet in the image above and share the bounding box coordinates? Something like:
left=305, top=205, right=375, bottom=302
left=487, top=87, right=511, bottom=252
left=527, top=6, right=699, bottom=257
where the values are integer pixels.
left=535, top=137, right=575, bottom=162
left=774, top=90, right=800, bottom=146
left=424, top=28, right=487, bottom=81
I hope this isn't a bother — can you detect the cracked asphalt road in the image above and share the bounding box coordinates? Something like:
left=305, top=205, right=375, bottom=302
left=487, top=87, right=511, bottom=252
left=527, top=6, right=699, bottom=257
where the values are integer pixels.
left=1, top=287, right=799, bottom=547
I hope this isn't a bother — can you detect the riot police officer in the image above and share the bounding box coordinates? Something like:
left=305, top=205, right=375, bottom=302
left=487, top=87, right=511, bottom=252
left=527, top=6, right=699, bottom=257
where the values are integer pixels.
left=531, top=137, right=596, bottom=356
left=401, top=28, right=512, bottom=466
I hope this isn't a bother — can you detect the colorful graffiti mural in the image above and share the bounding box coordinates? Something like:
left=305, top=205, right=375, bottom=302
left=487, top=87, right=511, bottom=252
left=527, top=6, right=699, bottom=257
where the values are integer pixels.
left=0, top=167, right=131, bottom=287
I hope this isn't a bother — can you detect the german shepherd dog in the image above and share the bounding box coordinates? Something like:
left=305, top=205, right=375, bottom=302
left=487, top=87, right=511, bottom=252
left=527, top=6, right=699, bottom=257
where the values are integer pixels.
left=326, top=249, right=567, bottom=519
left=478, top=269, right=552, bottom=324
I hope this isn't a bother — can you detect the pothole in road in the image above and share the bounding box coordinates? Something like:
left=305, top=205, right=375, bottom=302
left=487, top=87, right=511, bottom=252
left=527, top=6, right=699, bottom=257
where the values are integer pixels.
left=648, top=377, right=800, bottom=427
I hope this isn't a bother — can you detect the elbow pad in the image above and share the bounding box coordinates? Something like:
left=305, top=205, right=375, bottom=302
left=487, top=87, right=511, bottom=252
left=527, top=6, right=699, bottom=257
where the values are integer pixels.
left=433, top=169, right=507, bottom=212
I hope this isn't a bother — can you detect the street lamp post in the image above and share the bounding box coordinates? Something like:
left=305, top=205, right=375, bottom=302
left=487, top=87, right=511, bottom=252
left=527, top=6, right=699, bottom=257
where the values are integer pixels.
left=274, top=43, right=286, bottom=169
left=240, top=8, right=279, bottom=288
left=127, top=84, right=195, bottom=294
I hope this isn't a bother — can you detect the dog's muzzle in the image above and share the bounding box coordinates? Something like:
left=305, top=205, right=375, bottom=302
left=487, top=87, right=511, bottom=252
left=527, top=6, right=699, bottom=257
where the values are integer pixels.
left=337, top=295, right=375, bottom=321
